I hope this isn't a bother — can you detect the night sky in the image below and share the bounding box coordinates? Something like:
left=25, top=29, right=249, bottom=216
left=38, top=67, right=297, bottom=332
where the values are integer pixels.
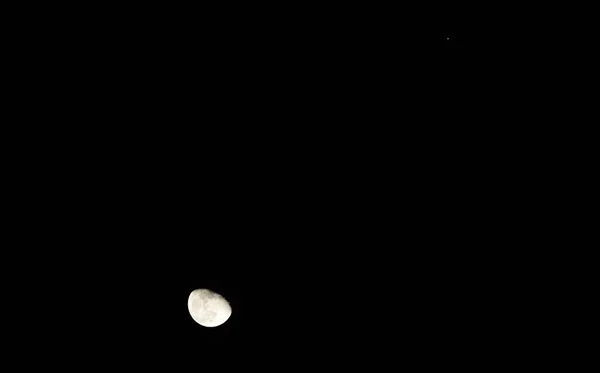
left=7, top=117, right=541, bottom=368
left=8, top=3, right=545, bottom=369
left=18, top=136, right=532, bottom=369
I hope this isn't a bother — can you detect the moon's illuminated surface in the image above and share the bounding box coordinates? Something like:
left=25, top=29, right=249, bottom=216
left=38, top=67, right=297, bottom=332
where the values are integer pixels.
left=188, top=289, right=232, bottom=327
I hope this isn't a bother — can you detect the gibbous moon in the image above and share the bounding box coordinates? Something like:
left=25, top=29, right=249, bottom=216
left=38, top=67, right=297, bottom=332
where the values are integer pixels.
left=188, top=289, right=232, bottom=327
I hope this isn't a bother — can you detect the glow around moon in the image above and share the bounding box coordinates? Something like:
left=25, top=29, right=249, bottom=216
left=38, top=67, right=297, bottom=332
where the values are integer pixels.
left=188, top=289, right=232, bottom=327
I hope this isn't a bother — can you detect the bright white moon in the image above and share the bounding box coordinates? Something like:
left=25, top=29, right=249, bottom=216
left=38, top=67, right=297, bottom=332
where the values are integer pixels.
left=188, top=288, right=232, bottom=327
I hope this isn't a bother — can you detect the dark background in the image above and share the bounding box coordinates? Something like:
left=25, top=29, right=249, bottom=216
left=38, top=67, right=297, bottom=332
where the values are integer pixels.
left=5, top=2, right=549, bottom=369
left=12, top=129, right=541, bottom=369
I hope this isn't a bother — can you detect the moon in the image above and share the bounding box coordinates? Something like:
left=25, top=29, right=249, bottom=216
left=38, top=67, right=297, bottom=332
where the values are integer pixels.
left=188, top=289, right=232, bottom=327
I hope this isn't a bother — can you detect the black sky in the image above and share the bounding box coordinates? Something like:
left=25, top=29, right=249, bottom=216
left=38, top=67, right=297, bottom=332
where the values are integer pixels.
left=6, top=3, right=541, bottom=369
left=18, top=144, right=529, bottom=367
left=21, top=140, right=526, bottom=368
